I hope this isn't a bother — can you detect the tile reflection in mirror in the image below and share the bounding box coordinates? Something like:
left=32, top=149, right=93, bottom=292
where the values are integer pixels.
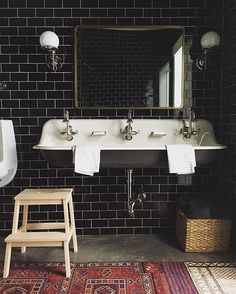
left=74, top=26, right=185, bottom=109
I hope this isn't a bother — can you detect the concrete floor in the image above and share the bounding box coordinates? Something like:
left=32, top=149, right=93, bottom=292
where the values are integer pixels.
left=1, top=234, right=236, bottom=263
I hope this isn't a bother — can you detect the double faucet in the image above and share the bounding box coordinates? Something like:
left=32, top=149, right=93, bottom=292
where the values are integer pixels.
left=59, top=110, right=78, bottom=141
left=180, top=107, right=199, bottom=140
left=121, top=110, right=139, bottom=141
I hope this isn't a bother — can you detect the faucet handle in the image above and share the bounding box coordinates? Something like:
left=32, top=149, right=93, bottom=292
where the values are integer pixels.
left=63, top=109, right=69, bottom=122
left=127, top=109, right=133, bottom=122
left=189, top=107, right=197, bottom=122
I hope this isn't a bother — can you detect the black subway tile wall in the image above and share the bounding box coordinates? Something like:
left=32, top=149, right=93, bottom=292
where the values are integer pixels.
left=0, top=0, right=224, bottom=236
left=221, top=0, right=236, bottom=238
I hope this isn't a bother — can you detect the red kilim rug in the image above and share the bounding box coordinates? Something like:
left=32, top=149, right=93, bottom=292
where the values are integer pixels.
left=0, top=261, right=198, bottom=293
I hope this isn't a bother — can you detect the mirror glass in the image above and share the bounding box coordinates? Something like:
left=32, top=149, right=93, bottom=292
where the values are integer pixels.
left=74, top=26, right=184, bottom=109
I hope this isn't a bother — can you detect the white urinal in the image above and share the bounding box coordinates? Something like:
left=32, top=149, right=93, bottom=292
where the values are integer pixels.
left=0, top=120, right=17, bottom=187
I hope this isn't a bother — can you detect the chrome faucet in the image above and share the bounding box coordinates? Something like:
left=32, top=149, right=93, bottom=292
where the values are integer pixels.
left=180, top=107, right=199, bottom=140
left=121, top=110, right=139, bottom=141
left=59, top=110, right=78, bottom=141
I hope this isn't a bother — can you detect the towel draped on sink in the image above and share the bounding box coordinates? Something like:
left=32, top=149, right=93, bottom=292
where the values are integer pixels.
left=166, top=144, right=196, bottom=175
left=74, top=145, right=100, bottom=176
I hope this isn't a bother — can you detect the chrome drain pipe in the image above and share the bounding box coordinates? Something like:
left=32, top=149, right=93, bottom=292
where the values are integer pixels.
left=126, top=169, right=147, bottom=217
left=127, top=169, right=134, bottom=217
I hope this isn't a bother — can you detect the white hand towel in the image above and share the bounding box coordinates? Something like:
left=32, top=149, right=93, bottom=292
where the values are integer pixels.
left=166, top=144, right=196, bottom=175
left=74, top=145, right=100, bottom=176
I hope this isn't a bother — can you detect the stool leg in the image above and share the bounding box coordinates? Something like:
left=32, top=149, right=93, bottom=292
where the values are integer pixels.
left=63, top=200, right=70, bottom=235
left=3, top=243, right=12, bottom=278
left=63, top=200, right=71, bottom=278
left=69, top=197, right=78, bottom=252
left=21, top=205, right=28, bottom=253
left=64, top=241, right=71, bottom=278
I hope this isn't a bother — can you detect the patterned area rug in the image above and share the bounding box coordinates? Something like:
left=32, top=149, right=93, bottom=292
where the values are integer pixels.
left=0, top=261, right=198, bottom=293
left=186, top=262, right=236, bottom=294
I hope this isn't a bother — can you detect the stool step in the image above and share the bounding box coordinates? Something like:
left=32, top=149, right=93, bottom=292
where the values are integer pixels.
left=5, top=232, right=70, bottom=243
left=14, top=188, right=73, bottom=204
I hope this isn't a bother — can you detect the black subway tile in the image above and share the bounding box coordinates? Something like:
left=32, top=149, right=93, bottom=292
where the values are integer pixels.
left=92, top=220, right=108, bottom=227
left=20, top=82, right=37, bottom=90
left=99, top=18, right=116, bottom=25
left=46, top=18, right=63, bottom=26
left=1, top=46, right=18, bottom=54
left=27, top=0, right=45, bottom=7
left=170, top=0, right=187, bottom=7
left=117, top=228, right=134, bottom=234
left=206, top=0, right=223, bottom=8
left=0, top=55, right=9, bottom=63
left=20, top=64, right=37, bottom=72
left=11, top=73, right=28, bottom=81
left=0, top=27, right=17, bottom=35
left=0, top=8, right=17, bottom=17
left=188, top=0, right=205, bottom=7
left=135, top=0, right=152, bottom=7
left=12, top=55, right=27, bottom=63
left=92, top=203, right=108, bottom=210
left=162, top=8, right=179, bottom=17
left=83, top=211, right=100, bottom=219
left=153, top=0, right=170, bottom=7
left=0, top=18, right=8, bottom=26
left=100, top=228, right=116, bottom=234
left=108, top=8, right=125, bottom=17
left=117, top=18, right=134, bottom=25
left=36, top=8, right=54, bottom=17
left=81, top=0, right=98, bottom=8
left=10, top=36, right=27, bottom=44
left=11, top=90, right=28, bottom=99
left=90, top=8, right=108, bottom=17
left=81, top=18, right=99, bottom=25
left=45, top=0, right=62, bottom=7
left=100, top=211, right=116, bottom=218
left=152, top=18, right=170, bottom=25
left=2, top=64, right=19, bottom=72
left=126, top=8, right=143, bottom=17
left=18, top=8, right=35, bottom=17
left=109, top=219, right=125, bottom=227
left=0, top=0, right=8, bottom=7
left=134, top=228, right=151, bottom=234
left=83, top=229, right=100, bottom=235
left=117, top=0, right=134, bottom=8
left=63, top=17, right=81, bottom=26
left=63, top=0, right=80, bottom=7
left=55, top=8, right=71, bottom=17
left=179, top=8, right=196, bottom=17
left=144, top=8, right=160, bottom=17
left=28, top=18, right=45, bottom=26
left=99, top=0, right=116, bottom=8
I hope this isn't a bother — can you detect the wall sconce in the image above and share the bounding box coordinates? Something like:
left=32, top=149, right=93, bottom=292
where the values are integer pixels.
left=39, top=31, right=62, bottom=72
left=196, top=31, right=220, bottom=70
left=0, top=82, right=7, bottom=90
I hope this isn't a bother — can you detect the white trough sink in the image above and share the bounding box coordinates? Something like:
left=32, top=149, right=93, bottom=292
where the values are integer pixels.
left=33, top=119, right=226, bottom=168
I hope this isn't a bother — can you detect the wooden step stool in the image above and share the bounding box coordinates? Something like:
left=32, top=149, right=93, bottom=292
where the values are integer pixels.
left=3, top=188, right=78, bottom=278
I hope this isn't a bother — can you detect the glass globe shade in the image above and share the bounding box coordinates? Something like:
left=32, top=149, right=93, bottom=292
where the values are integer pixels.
left=39, top=31, right=59, bottom=49
left=200, top=31, right=220, bottom=49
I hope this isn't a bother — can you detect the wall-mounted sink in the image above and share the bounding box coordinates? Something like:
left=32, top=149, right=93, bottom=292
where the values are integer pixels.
left=33, top=119, right=226, bottom=169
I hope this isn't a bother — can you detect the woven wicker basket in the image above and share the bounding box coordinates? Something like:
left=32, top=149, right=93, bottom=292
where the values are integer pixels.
left=176, top=209, right=231, bottom=252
